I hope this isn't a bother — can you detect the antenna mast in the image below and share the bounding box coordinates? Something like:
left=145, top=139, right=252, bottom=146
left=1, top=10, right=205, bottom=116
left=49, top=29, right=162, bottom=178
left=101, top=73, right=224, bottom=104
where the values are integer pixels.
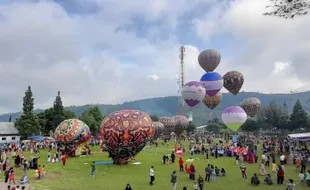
left=178, top=46, right=185, bottom=108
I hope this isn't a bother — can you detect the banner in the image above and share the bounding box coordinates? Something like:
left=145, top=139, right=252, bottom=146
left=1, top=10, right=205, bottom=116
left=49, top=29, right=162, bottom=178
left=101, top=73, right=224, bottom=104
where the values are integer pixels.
left=232, top=134, right=238, bottom=143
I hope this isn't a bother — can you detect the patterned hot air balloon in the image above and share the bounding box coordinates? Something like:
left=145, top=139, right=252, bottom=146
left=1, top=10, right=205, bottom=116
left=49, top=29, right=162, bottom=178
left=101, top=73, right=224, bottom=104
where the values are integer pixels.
left=200, top=72, right=223, bottom=96
left=159, top=117, right=176, bottom=140
left=100, top=110, right=154, bottom=165
left=223, top=71, right=244, bottom=95
left=222, top=106, right=247, bottom=132
left=202, top=92, right=222, bottom=110
left=240, top=97, right=261, bottom=117
left=198, top=50, right=221, bottom=72
left=54, top=119, right=91, bottom=157
left=152, top=122, right=164, bottom=139
left=181, top=81, right=205, bottom=107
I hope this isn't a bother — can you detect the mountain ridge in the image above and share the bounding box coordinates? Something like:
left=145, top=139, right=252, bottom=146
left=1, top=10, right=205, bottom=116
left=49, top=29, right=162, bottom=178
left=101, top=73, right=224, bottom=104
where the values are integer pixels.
left=2, top=91, right=310, bottom=125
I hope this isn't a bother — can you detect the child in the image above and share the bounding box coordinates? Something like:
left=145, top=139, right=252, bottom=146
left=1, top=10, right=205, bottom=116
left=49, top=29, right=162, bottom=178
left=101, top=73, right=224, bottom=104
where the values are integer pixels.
left=61, top=155, right=67, bottom=166
left=91, top=162, right=96, bottom=177
left=271, top=162, right=277, bottom=173
left=20, top=175, right=28, bottom=185
left=9, top=169, right=16, bottom=184
left=296, top=158, right=301, bottom=172
left=52, top=156, right=55, bottom=163
left=16, top=185, right=20, bottom=190
left=41, top=165, right=46, bottom=179
left=240, top=163, right=247, bottom=180
left=37, top=165, right=41, bottom=179
left=299, top=172, right=305, bottom=186
left=35, top=169, right=39, bottom=180
left=193, top=182, right=198, bottom=190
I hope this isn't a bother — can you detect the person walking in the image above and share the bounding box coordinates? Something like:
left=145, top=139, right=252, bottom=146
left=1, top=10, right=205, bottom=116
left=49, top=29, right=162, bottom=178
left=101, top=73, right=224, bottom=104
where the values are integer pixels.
left=90, top=161, right=96, bottom=177
left=150, top=166, right=155, bottom=185
left=179, top=158, right=184, bottom=172
left=171, top=171, right=177, bottom=190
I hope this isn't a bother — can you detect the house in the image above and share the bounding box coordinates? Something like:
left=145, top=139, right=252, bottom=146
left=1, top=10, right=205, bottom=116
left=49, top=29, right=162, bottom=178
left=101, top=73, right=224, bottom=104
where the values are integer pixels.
left=0, top=122, right=20, bottom=144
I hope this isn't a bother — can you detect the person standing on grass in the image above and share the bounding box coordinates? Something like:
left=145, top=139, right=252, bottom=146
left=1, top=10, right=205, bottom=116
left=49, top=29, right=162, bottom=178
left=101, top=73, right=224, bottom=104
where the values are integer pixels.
left=61, top=154, right=67, bottom=166
left=150, top=166, right=155, bottom=185
left=277, top=165, right=285, bottom=185
left=197, top=174, right=204, bottom=190
left=205, top=164, right=211, bottom=181
left=179, top=158, right=184, bottom=172
left=171, top=170, right=177, bottom=190
left=91, top=162, right=96, bottom=177
left=240, top=163, right=247, bottom=180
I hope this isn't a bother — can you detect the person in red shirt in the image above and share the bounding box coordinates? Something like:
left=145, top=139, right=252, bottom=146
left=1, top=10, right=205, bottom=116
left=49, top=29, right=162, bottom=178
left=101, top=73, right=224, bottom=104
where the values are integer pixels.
left=179, top=158, right=184, bottom=172
left=277, top=165, right=285, bottom=184
left=61, top=155, right=68, bottom=166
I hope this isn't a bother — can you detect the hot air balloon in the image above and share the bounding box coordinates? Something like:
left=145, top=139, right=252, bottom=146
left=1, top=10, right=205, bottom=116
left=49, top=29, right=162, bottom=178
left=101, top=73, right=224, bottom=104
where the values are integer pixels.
left=181, top=81, right=206, bottom=107
left=222, top=106, right=247, bottom=132
left=100, top=110, right=154, bottom=165
left=223, top=71, right=244, bottom=95
left=54, top=119, right=91, bottom=157
left=202, top=92, right=222, bottom=110
left=240, top=97, right=261, bottom=117
left=152, top=122, right=164, bottom=139
left=200, top=72, right=223, bottom=96
left=159, top=117, right=176, bottom=140
left=198, top=50, right=221, bottom=72
left=173, top=115, right=189, bottom=128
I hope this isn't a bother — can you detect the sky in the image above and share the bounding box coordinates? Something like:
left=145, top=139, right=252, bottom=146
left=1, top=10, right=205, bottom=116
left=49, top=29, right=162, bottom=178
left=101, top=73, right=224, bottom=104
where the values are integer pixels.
left=0, top=0, right=310, bottom=113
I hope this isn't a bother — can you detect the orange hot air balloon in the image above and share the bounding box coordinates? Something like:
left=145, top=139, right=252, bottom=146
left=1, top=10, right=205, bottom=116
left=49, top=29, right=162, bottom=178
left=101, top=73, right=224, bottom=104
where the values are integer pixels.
left=202, top=92, right=222, bottom=110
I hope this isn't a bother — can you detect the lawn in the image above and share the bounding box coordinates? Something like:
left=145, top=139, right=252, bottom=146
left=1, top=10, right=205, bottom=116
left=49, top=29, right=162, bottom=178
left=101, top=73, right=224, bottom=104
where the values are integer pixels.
left=8, top=141, right=309, bottom=190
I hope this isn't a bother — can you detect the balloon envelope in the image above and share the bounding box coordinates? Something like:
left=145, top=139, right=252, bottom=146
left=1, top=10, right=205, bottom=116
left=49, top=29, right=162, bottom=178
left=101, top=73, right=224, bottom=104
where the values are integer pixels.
left=173, top=115, right=189, bottom=128
left=100, top=110, right=154, bottom=165
left=240, top=97, right=261, bottom=117
left=202, top=92, right=222, bottom=110
left=152, top=122, right=164, bottom=139
left=222, top=106, right=247, bottom=132
left=181, top=81, right=205, bottom=107
left=159, top=117, right=176, bottom=127
left=198, top=50, right=221, bottom=72
left=200, top=72, right=223, bottom=96
left=223, top=71, right=244, bottom=95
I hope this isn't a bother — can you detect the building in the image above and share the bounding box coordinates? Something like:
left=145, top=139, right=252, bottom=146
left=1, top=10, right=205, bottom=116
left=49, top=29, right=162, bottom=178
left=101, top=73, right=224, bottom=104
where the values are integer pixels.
left=0, top=122, right=20, bottom=144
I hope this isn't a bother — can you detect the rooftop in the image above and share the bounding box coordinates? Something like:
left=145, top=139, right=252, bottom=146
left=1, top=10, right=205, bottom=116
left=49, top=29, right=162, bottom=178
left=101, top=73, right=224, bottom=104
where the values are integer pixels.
left=0, top=122, right=19, bottom=135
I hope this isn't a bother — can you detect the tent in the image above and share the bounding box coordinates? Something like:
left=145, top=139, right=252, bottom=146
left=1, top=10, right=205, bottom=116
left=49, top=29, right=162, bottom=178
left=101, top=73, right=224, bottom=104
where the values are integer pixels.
left=27, top=136, right=44, bottom=141
left=288, top=133, right=310, bottom=141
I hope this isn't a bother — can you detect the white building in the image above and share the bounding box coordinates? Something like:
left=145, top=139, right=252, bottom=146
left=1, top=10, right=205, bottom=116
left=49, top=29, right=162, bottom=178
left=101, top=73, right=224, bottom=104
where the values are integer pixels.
left=0, top=122, right=20, bottom=144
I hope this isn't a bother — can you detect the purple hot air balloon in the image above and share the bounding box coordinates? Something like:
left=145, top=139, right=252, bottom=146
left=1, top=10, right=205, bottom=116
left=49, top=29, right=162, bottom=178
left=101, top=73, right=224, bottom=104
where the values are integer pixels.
left=181, top=81, right=206, bottom=107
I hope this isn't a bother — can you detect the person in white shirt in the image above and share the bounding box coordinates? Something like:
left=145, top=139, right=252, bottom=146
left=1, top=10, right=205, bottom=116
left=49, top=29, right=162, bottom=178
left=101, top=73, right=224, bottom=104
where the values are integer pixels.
left=193, top=182, right=198, bottom=190
left=280, top=155, right=285, bottom=165
left=299, top=172, right=305, bottom=186
left=150, top=166, right=155, bottom=185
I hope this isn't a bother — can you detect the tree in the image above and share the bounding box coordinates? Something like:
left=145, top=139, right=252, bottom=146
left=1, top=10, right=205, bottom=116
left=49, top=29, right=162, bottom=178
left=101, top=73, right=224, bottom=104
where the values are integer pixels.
left=53, top=91, right=64, bottom=129
left=279, top=101, right=290, bottom=129
left=263, top=0, right=310, bottom=18
left=206, top=123, right=221, bottom=133
left=8, top=116, right=12, bottom=122
left=79, top=107, right=103, bottom=135
left=290, top=99, right=308, bottom=130
left=150, top=115, right=159, bottom=121
left=264, top=101, right=281, bottom=129
left=15, top=86, right=40, bottom=138
left=241, top=119, right=260, bottom=132
left=185, top=122, right=196, bottom=133
left=37, top=107, right=76, bottom=135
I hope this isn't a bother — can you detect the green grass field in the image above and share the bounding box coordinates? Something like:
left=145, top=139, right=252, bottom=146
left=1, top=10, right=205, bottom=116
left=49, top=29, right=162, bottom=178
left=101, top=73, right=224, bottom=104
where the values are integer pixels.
left=8, top=142, right=309, bottom=190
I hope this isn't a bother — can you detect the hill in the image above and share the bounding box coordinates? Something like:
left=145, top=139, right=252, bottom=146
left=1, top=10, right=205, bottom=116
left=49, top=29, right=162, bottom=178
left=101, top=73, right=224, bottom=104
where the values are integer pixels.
left=1, top=91, right=310, bottom=126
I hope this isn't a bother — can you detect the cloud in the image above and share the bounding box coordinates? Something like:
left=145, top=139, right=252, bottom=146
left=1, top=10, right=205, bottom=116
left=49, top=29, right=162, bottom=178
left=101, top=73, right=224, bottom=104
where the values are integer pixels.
left=0, top=0, right=310, bottom=113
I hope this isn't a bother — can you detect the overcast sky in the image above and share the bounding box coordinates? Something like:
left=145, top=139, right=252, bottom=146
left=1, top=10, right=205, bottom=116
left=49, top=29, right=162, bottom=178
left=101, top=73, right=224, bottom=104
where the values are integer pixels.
left=0, top=0, right=309, bottom=113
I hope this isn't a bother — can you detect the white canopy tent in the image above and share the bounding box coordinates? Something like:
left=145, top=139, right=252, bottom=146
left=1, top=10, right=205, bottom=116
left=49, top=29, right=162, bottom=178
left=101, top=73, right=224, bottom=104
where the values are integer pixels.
left=288, top=132, right=310, bottom=141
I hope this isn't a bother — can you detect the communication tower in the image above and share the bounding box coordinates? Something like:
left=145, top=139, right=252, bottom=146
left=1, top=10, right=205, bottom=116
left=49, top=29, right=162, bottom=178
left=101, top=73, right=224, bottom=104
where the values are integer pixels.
left=177, top=46, right=186, bottom=113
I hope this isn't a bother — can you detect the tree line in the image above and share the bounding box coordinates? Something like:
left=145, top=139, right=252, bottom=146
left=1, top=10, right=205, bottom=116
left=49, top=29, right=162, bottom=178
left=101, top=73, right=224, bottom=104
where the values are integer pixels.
left=14, top=86, right=310, bottom=138
left=14, top=86, right=104, bottom=138
left=199, top=99, right=309, bottom=133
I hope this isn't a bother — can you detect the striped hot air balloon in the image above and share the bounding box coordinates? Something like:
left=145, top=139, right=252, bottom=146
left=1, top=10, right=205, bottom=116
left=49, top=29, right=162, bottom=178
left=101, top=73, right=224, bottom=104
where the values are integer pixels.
left=200, top=72, right=223, bottom=97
